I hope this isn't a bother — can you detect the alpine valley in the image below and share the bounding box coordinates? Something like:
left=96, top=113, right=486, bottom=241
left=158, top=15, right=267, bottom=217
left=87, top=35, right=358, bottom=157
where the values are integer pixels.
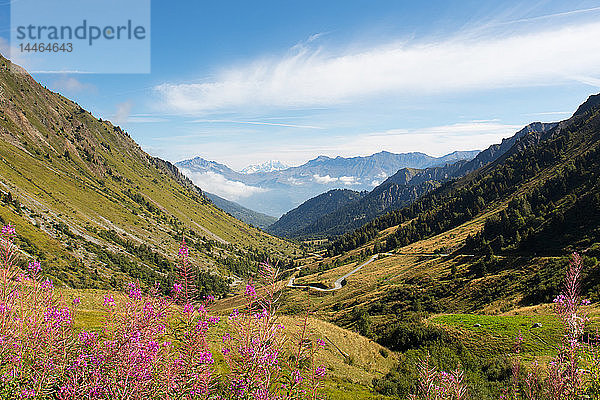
left=2, top=53, right=600, bottom=400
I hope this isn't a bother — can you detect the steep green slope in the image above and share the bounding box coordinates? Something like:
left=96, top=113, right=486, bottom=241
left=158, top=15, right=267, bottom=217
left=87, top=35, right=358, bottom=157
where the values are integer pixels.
left=267, top=188, right=366, bottom=238
left=0, top=55, right=297, bottom=291
left=327, top=95, right=600, bottom=257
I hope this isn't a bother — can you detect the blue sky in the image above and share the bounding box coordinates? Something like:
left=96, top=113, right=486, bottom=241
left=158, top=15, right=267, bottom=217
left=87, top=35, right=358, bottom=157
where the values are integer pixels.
left=2, top=0, right=600, bottom=170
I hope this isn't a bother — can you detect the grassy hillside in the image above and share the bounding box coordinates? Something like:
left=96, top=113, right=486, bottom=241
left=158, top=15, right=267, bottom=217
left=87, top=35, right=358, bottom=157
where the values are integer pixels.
left=0, top=55, right=298, bottom=292
left=267, top=188, right=366, bottom=238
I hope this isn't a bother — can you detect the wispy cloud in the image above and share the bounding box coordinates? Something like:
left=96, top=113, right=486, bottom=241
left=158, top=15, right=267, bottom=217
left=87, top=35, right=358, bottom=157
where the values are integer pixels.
left=495, top=6, right=600, bottom=26
left=113, top=101, right=133, bottom=125
left=127, top=114, right=170, bottom=123
left=572, top=75, right=600, bottom=87
left=524, top=111, right=571, bottom=117
left=191, top=119, right=323, bottom=129
left=154, top=21, right=600, bottom=114
left=51, top=76, right=96, bottom=93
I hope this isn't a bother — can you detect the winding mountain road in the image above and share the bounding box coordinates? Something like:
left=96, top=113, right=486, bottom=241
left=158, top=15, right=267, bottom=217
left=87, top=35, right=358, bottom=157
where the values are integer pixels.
left=287, top=253, right=392, bottom=292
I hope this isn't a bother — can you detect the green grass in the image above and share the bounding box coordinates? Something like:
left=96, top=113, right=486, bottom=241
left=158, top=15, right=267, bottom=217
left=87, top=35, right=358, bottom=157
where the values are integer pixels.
left=324, top=379, right=392, bottom=400
left=430, top=313, right=563, bottom=359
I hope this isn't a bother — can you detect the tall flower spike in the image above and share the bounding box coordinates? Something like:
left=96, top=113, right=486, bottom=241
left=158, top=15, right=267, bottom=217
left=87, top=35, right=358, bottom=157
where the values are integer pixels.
left=1, top=225, right=16, bottom=236
left=177, top=236, right=196, bottom=303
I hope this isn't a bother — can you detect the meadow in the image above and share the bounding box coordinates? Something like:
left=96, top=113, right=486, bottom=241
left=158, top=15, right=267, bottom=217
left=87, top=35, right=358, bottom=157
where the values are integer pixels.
left=2, top=222, right=600, bottom=399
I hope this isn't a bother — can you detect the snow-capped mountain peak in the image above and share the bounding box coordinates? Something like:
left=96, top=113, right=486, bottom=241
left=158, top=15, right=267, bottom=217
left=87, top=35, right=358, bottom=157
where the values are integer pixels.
left=240, top=160, right=289, bottom=174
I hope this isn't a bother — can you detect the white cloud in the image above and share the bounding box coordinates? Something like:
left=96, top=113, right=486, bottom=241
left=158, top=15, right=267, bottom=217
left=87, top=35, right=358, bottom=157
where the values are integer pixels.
left=524, top=111, right=570, bottom=116
left=51, top=76, right=96, bottom=93
left=495, top=6, right=600, bottom=26
left=313, top=174, right=338, bottom=184
left=179, top=169, right=267, bottom=201
left=127, top=114, right=170, bottom=123
left=339, top=176, right=359, bottom=185
left=287, top=177, right=304, bottom=186
left=113, top=101, right=133, bottom=126
left=572, top=75, right=600, bottom=87
left=154, top=21, right=600, bottom=113
left=311, top=174, right=359, bottom=185
left=190, top=119, right=322, bottom=129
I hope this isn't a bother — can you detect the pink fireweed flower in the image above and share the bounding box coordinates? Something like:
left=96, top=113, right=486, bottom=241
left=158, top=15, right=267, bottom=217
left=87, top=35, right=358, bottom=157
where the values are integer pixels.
left=516, top=331, right=524, bottom=344
left=315, top=365, right=327, bottom=378
left=103, top=295, right=115, bottom=307
left=245, top=283, right=256, bottom=298
left=73, top=297, right=81, bottom=306
left=44, top=306, right=72, bottom=327
left=198, top=351, right=215, bottom=364
left=260, top=351, right=279, bottom=366
left=127, top=282, right=142, bottom=300
left=196, top=319, right=209, bottom=333
left=172, top=282, right=183, bottom=295
left=155, top=323, right=166, bottom=335
left=292, top=370, right=303, bottom=384
left=229, top=308, right=239, bottom=320
left=554, top=294, right=567, bottom=305
left=143, top=302, right=155, bottom=316
left=40, top=279, right=53, bottom=290
left=2, top=225, right=15, bottom=236
left=78, top=331, right=97, bottom=347
left=19, top=389, right=35, bottom=398
left=28, top=260, right=41, bottom=275
left=183, top=303, right=194, bottom=314
left=178, top=241, right=189, bottom=258
left=316, top=338, right=326, bottom=348
left=208, top=316, right=220, bottom=324
left=253, top=308, right=268, bottom=319
left=0, top=303, right=10, bottom=313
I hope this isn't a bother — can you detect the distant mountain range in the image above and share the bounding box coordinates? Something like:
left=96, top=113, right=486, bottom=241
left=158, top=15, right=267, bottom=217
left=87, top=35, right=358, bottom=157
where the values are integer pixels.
left=176, top=150, right=480, bottom=217
left=268, top=122, right=557, bottom=239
